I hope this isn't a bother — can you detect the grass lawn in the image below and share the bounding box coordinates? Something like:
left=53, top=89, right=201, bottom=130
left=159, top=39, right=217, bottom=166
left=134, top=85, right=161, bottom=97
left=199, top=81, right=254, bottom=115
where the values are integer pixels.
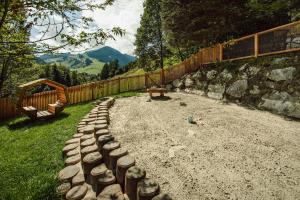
left=74, top=60, right=104, bottom=75
left=0, top=102, right=94, bottom=200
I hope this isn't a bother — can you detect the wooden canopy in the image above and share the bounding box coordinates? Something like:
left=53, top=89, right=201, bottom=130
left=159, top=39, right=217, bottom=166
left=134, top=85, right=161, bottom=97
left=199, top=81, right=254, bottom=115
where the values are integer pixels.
left=18, top=78, right=66, bottom=91
left=17, top=79, right=68, bottom=119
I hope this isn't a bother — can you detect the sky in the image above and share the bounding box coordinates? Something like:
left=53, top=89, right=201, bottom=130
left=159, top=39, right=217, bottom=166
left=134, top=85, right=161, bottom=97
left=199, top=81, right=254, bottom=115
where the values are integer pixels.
left=86, top=0, right=144, bottom=55
left=31, top=0, right=144, bottom=56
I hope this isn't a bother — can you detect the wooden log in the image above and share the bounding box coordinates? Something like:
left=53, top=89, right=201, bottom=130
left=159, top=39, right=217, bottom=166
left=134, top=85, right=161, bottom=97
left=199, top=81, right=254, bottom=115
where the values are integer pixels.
left=98, top=113, right=109, bottom=122
left=116, top=155, right=135, bottom=189
left=125, top=166, right=146, bottom=200
left=96, top=170, right=116, bottom=195
left=90, top=163, right=107, bottom=191
left=56, top=182, right=71, bottom=198
left=66, top=184, right=88, bottom=200
left=88, top=114, right=98, bottom=118
left=82, top=152, right=103, bottom=182
left=97, top=134, right=115, bottom=150
left=80, top=134, right=94, bottom=142
left=78, top=122, right=86, bottom=126
left=151, top=194, right=173, bottom=200
left=98, top=110, right=109, bottom=115
left=81, top=118, right=97, bottom=124
left=77, top=125, right=86, bottom=131
left=82, top=125, right=95, bottom=135
left=58, top=165, right=80, bottom=182
left=95, top=129, right=109, bottom=140
left=97, top=184, right=125, bottom=200
left=98, top=108, right=108, bottom=111
left=97, top=116, right=107, bottom=121
left=73, top=133, right=84, bottom=138
left=65, top=154, right=81, bottom=166
left=94, top=124, right=108, bottom=131
left=137, top=178, right=160, bottom=200
left=81, top=144, right=98, bottom=159
left=109, top=148, right=128, bottom=174
left=62, top=143, right=79, bottom=158
left=81, top=138, right=96, bottom=148
left=66, top=149, right=80, bottom=157
left=95, top=120, right=107, bottom=125
left=87, top=121, right=96, bottom=126
left=65, top=138, right=80, bottom=145
left=72, top=173, right=85, bottom=187
left=102, top=141, right=120, bottom=166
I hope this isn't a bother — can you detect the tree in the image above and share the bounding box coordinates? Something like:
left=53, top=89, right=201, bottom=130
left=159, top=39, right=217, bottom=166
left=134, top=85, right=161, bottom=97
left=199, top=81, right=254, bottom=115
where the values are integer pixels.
left=100, top=63, right=110, bottom=80
left=51, top=65, right=62, bottom=83
left=161, top=0, right=297, bottom=52
left=135, top=0, right=166, bottom=71
left=63, top=68, right=72, bottom=87
left=71, top=71, right=79, bottom=86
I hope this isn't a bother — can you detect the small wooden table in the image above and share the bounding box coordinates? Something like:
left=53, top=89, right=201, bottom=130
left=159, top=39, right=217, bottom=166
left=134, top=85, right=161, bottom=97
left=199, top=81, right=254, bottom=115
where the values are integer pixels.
left=147, top=88, right=167, bottom=98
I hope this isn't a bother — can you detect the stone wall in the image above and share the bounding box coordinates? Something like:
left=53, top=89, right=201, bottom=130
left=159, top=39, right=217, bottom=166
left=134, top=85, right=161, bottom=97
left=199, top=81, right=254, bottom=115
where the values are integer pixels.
left=167, top=54, right=300, bottom=119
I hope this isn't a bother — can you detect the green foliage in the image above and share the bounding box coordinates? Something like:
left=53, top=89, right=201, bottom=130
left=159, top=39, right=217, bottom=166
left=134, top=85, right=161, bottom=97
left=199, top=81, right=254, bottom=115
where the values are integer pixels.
left=100, top=60, right=125, bottom=80
left=0, top=102, right=93, bottom=200
left=135, top=0, right=168, bottom=71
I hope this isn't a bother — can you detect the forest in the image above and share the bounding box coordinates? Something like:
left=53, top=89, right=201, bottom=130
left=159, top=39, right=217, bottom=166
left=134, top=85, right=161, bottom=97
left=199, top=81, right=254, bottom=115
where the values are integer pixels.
left=0, top=0, right=299, bottom=97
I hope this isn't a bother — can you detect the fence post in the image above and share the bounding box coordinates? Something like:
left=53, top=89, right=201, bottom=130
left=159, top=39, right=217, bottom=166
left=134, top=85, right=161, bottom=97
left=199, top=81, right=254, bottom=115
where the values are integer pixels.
left=118, top=77, right=121, bottom=94
left=144, top=73, right=148, bottom=88
left=254, top=34, right=259, bottom=58
left=219, top=44, right=223, bottom=62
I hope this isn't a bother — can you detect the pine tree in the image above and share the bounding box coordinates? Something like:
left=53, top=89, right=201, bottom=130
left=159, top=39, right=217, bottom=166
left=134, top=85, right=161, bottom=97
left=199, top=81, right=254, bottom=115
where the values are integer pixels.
left=100, top=63, right=110, bottom=80
left=135, top=0, right=166, bottom=70
left=51, top=65, right=62, bottom=83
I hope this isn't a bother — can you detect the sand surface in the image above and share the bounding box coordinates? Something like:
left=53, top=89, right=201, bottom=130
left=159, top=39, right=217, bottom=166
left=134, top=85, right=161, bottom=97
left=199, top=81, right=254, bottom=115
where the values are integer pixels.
left=109, top=92, right=300, bottom=200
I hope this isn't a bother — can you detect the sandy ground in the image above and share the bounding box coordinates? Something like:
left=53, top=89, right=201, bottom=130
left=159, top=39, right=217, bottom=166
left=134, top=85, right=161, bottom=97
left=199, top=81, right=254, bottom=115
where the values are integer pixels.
left=109, top=92, right=300, bottom=200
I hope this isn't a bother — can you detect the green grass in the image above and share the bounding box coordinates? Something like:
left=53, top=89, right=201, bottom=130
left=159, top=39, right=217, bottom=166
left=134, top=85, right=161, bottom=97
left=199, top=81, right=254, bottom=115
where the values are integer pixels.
left=73, top=60, right=105, bottom=75
left=0, top=102, right=94, bottom=200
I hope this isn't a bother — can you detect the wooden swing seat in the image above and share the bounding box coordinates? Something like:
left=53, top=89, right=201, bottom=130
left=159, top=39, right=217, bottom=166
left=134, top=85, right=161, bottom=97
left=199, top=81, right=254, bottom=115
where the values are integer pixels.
left=17, top=79, right=68, bottom=120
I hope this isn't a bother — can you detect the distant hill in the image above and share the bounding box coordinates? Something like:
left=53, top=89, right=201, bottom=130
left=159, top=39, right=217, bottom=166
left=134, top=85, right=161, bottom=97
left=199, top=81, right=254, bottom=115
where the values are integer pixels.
left=85, top=46, right=135, bottom=67
left=37, top=46, right=136, bottom=75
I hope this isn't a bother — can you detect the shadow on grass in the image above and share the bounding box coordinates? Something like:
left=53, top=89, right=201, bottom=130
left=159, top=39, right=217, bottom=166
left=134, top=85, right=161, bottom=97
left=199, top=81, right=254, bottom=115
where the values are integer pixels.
left=6, top=112, right=70, bottom=131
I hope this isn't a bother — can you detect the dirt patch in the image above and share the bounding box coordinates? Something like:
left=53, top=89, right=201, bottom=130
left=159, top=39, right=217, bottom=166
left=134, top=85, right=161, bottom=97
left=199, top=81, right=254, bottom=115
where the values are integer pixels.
left=109, top=92, right=300, bottom=200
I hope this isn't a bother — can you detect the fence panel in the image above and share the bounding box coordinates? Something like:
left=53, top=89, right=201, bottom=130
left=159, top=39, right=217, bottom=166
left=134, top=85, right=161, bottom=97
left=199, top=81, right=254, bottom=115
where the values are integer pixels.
left=223, top=35, right=255, bottom=60
left=258, top=21, right=300, bottom=56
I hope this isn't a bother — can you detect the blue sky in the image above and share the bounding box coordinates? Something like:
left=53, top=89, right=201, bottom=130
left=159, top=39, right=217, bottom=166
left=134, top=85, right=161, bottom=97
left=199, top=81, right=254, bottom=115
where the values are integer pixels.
left=31, top=0, right=144, bottom=56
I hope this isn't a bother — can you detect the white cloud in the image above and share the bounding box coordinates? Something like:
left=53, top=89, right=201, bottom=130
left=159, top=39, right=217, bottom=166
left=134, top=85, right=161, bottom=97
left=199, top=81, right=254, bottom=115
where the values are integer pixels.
left=83, top=0, right=144, bottom=55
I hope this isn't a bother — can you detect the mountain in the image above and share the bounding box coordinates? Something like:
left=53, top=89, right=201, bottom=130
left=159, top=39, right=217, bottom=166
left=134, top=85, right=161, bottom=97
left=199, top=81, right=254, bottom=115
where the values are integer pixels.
left=86, top=46, right=135, bottom=67
left=37, top=46, right=136, bottom=75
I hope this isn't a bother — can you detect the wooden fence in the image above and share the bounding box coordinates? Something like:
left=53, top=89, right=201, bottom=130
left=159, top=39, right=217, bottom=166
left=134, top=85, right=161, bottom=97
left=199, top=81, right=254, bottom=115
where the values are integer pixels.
left=1, top=20, right=300, bottom=120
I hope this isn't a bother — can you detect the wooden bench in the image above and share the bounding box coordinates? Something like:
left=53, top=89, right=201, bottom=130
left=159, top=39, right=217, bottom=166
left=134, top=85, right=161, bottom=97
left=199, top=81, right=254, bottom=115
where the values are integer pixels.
left=48, top=103, right=64, bottom=114
left=147, top=88, right=167, bottom=98
left=22, top=106, right=38, bottom=119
